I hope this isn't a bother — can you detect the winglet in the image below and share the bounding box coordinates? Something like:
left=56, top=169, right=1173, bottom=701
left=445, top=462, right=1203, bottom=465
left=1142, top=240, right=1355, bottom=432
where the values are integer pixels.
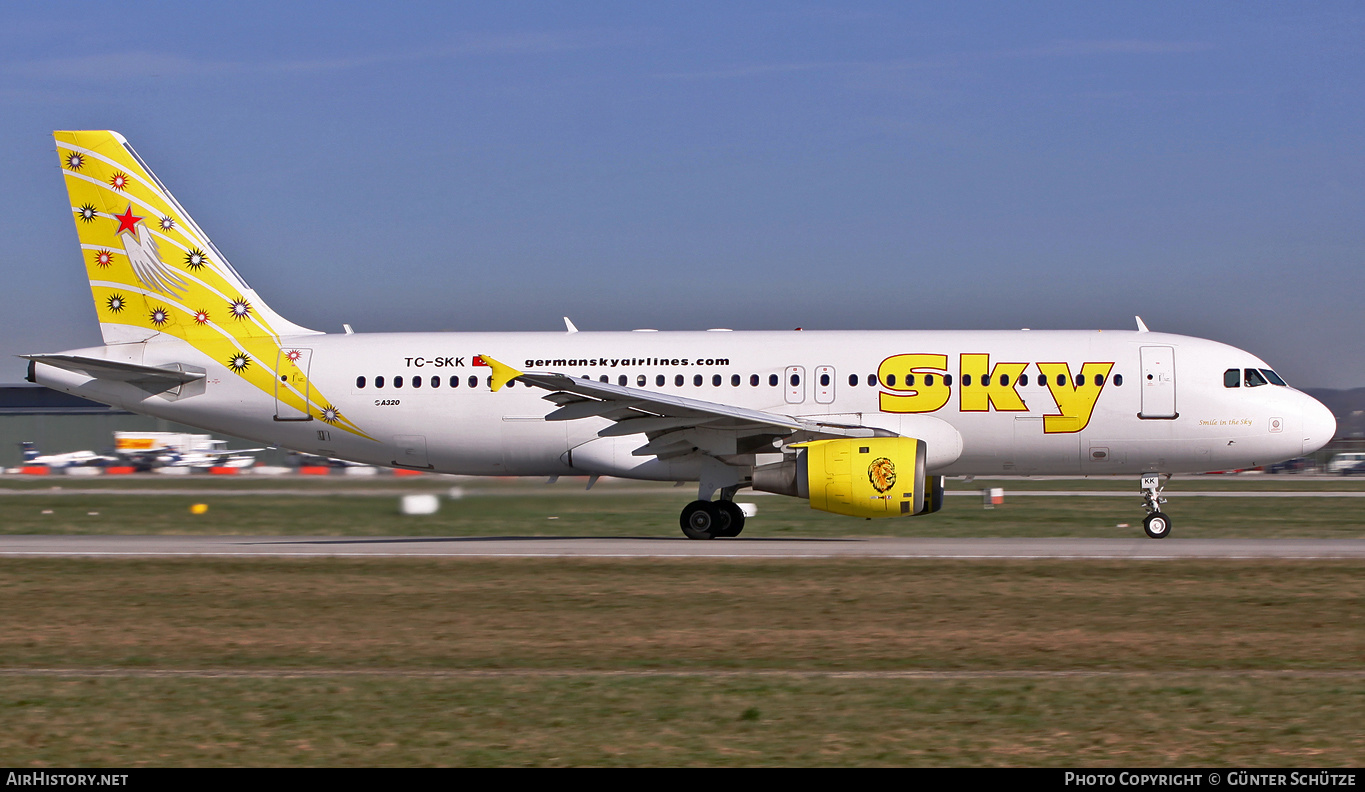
left=473, top=354, right=524, bottom=392
left=1135, top=316, right=1150, bottom=333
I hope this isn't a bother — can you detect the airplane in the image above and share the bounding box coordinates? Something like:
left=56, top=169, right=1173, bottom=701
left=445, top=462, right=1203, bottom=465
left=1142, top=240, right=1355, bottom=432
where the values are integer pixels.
left=25, top=131, right=1338, bottom=539
left=18, top=441, right=115, bottom=469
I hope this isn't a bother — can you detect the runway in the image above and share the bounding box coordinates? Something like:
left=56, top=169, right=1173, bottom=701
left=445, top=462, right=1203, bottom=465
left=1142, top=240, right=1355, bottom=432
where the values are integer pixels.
left=2, top=535, right=1363, bottom=559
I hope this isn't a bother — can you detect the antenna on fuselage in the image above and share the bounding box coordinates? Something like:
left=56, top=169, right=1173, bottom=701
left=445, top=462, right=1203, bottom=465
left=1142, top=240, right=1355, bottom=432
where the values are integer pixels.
left=1135, top=316, right=1150, bottom=333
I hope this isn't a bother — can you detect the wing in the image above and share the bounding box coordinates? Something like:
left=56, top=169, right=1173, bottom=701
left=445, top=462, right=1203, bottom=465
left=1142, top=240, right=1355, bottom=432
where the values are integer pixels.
left=477, top=355, right=890, bottom=461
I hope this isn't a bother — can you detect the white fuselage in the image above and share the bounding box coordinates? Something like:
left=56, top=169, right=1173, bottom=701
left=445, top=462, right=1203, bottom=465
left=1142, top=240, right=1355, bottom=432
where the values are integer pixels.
left=34, top=328, right=1336, bottom=481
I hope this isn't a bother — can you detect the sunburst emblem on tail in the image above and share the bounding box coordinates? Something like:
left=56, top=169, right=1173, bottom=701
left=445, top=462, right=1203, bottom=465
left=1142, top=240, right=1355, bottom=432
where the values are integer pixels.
left=112, top=205, right=188, bottom=297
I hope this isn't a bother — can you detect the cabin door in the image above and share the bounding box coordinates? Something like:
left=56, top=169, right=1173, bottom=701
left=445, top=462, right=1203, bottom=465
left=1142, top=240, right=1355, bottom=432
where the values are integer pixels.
left=1139, top=346, right=1177, bottom=419
left=274, top=348, right=313, bottom=421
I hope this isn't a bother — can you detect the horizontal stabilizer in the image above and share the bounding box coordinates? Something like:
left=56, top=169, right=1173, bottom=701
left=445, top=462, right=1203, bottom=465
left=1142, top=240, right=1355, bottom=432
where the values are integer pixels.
left=22, top=354, right=205, bottom=386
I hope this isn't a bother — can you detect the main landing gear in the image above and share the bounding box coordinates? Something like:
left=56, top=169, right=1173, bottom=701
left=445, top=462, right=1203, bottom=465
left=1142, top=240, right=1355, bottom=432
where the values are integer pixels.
left=680, top=487, right=746, bottom=540
left=1140, top=473, right=1172, bottom=539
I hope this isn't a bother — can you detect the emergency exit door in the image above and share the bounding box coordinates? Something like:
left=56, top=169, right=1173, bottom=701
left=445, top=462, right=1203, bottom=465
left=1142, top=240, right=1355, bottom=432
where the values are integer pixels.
left=784, top=366, right=806, bottom=404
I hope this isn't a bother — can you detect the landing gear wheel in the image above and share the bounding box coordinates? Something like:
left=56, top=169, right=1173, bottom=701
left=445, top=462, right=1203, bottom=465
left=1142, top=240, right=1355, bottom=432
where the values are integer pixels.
left=713, top=501, right=745, bottom=538
left=1143, top=511, right=1172, bottom=539
left=680, top=500, right=720, bottom=540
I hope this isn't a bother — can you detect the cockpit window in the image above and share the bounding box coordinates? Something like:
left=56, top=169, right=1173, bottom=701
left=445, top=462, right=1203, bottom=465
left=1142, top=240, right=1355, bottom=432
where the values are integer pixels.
left=1260, top=369, right=1287, bottom=386
left=1244, top=369, right=1268, bottom=388
left=1224, top=369, right=1240, bottom=388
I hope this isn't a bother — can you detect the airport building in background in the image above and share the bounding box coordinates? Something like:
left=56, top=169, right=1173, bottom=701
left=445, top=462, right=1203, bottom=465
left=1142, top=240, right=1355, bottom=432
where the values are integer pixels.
left=0, top=384, right=282, bottom=467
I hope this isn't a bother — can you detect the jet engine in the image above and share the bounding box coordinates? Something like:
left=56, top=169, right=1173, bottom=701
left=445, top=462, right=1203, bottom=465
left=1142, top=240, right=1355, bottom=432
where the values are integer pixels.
left=752, top=437, right=933, bottom=518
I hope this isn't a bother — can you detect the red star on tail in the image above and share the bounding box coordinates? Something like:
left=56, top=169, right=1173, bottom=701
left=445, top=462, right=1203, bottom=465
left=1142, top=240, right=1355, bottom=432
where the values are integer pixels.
left=113, top=206, right=142, bottom=236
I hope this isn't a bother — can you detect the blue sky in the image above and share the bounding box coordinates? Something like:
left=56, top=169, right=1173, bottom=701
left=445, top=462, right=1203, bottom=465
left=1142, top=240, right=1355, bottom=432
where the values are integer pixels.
left=2, top=1, right=1362, bottom=387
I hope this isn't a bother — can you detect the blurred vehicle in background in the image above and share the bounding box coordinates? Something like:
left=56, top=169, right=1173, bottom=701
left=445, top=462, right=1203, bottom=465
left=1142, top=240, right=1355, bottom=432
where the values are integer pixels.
left=1267, top=457, right=1310, bottom=474
left=1327, top=452, right=1365, bottom=474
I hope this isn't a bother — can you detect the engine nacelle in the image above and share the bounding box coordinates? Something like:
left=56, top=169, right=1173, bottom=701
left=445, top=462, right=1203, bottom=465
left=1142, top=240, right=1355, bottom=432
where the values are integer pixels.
left=753, top=437, right=929, bottom=518
left=923, top=474, right=945, bottom=514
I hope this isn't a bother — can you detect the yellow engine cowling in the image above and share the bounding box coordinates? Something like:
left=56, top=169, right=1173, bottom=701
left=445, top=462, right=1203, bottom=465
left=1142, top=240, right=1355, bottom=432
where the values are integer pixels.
left=753, top=437, right=928, bottom=518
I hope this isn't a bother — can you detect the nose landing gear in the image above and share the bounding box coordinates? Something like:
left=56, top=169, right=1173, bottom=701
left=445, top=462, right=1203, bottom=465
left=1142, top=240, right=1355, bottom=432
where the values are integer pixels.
left=1140, top=473, right=1172, bottom=539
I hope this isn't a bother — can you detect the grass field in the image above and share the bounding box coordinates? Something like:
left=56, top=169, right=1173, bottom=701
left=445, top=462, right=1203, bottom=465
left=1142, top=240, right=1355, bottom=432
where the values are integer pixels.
left=1, top=475, right=1363, bottom=538
left=1, top=476, right=1361, bottom=766
left=0, top=557, right=1361, bottom=766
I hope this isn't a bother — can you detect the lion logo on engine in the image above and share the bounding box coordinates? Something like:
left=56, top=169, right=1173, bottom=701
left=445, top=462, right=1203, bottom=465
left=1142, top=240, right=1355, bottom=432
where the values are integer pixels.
left=868, top=457, right=896, bottom=493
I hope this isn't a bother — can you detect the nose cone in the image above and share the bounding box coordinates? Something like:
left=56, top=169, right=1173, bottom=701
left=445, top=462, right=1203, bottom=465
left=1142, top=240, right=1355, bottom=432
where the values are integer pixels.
left=1302, top=396, right=1337, bottom=456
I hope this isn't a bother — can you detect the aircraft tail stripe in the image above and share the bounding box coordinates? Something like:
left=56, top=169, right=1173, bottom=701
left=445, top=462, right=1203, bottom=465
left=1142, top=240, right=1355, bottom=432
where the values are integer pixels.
left=89, top=279, right=288, bottom=352
left=90, top=277, right=364, bottom=435
left=114, top=138, right=249, bottom=287
left=61, top=173, right=223, bottom=282
left=55, top=130, right=367, bottom=439
left=89, top=280, right=253, bottom=353
left=60, top=141, right=245, bottom=287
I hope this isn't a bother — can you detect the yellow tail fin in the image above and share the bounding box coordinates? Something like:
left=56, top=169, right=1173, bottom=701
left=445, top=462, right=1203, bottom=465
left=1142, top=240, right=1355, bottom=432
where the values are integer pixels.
left=55, top=131, right=368, bottom=439
left=56, top=130, right=314, bottom=345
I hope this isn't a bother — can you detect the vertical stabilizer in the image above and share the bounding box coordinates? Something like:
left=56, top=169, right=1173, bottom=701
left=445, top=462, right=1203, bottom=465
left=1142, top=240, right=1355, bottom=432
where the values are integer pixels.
left=52, top=131, right=367, bottom=439
left=54, top=130, right=318, bottom=345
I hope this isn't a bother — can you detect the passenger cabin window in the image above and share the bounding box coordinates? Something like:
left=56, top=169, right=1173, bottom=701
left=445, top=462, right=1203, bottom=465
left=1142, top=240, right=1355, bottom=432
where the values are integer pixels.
left=1245, top=369, right=1268, bottom=387
left=849, top=374, right=859, bottom=386
left=820, top=373, right=830, bottom=386
left=412, top=376, right=421, bottom=388
left=1225, top=369, right=1240, bottom=388
left=619, top=375, right=627, bottom=386
left=375, top=376, right=385, bottom=389
left=769, top=374, right=779, bottom=387
left=713, top=374, right=722, bottom=386
left=450, top=376, right=460, bottom=388
left=962, top=374, right=972, bottom=386
left=1113, top=374, right=1122, bottom=386
left=694, top=374, right=703, bottom=387
left=638, top=375, right=646, bottom=386
left=886, top=374, right=897, bottom=387
left=656, top=375, right=665, bottom=387
left=356, top=376, right=366, bottom=389
left=393, top=376, right=403, bottom=389
left=750, top=374, right=759, bottom=386
left=431, top=376, right=440, bottom=388
left=868, top=374, right=878, bottom=386
left=944, top=374, right=953, bottom=386
left=676, top=374, right=684, bottom=387
left=731, top=374, right=740, bottom=386
left=468, top=375, right=478, bottom=388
